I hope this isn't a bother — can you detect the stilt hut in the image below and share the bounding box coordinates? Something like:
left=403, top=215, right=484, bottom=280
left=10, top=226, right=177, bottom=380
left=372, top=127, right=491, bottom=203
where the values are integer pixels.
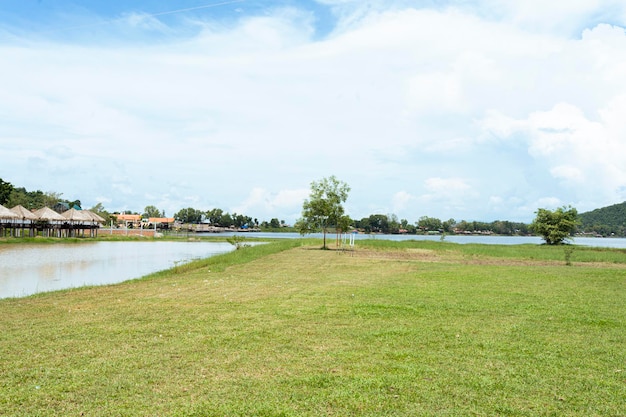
left=83, top=210, right=106, bottom=237
left=33, top=207, right=66, bottom=237
left=10, top=205, right=38, bottom=237
left=0, top=204, right=19, bottom=237
left=62, top=208, right=98, bottom=237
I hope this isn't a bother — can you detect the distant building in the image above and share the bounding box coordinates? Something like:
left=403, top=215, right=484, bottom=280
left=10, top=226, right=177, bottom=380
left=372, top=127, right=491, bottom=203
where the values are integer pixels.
left=145, top=217, right=175, bottom=229
left=115, top=214, right=142, bottom=228
left=53, top=202, right=70, bottom=213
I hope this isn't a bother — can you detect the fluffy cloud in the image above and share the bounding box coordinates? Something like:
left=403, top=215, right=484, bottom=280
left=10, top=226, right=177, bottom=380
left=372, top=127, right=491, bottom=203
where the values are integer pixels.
left=232, top=187, right=309, bottom=222
left=391, top=191, right=414, bottom=213
left=2, top=2, right=626, bottom=222
left=478, top=0, right=626, bottom=34
left=479, top=96, right=626, bottom=211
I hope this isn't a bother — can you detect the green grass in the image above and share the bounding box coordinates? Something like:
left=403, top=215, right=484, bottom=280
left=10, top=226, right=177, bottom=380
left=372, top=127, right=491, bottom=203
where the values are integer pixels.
left=1, top=240, right=625, bottom=416
left=357, top=239, right=626, bottom=264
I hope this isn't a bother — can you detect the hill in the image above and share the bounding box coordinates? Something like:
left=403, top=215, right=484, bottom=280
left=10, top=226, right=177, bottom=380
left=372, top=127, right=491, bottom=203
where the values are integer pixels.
left=579, top=201, right=626, bottom=236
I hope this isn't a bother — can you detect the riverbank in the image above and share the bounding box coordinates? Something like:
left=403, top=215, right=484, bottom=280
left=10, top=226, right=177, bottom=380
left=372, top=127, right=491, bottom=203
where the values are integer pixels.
left=1, top=240, right=624, bottom=415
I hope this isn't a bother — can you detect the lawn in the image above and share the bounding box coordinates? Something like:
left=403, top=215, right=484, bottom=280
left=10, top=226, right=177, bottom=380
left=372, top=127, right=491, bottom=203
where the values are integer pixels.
left=1, top=239, right=624, bottom=416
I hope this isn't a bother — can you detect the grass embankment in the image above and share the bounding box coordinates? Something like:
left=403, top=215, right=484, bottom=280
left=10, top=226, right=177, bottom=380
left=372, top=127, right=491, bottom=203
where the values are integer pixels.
left=1, top=240, right=625, bottom=416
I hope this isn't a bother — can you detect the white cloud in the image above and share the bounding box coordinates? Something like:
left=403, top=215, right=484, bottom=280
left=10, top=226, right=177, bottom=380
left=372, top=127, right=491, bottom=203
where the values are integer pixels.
left=419, top=177, right=478, bottom=218
left=2, top=2, right=626, bottom=223
left=121, top=12, right=171, bottom=32
left=232, top=187, right=309, bottom=221
left=95, top=196, right=112, bottom=205
left=422, top=177, right=476, bottom=203
left=526, top=103, right=602, bottom=158
left=391, top=191, right=413, bottom=213
left=534, top=197, right=564, bottom=209
left=480, top=0, right=626, bottom=34
left=550, top=166, right=585, bottom=183
left=480, top=99, right=626, bottom=207
left=424, top=177, right=472, bottom=194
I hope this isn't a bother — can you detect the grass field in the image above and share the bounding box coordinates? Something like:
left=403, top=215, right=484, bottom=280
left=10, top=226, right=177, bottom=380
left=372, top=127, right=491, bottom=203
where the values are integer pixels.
left=1, top=239, right=625, bottom=416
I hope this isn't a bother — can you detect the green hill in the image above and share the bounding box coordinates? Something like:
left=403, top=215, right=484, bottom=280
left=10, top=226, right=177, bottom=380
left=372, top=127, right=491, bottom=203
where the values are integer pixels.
left=579, top=201, right=626, bottom=236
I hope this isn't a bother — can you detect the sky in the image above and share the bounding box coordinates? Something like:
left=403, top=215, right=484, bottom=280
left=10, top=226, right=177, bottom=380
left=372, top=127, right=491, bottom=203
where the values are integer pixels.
left=2, top=0, right=626, bottom=224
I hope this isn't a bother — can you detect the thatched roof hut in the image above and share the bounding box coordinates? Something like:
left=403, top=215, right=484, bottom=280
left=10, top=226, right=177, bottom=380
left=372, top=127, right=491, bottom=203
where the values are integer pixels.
left=0, top=204, right=19, bottom=219
left=61, top=208, right=103, bottom=237
left=84, top=210, right=106, bottom=223
left=33, top=207, right=66, bottom=221
left=10, top=205, right=38, bottom=221
left=62, top=208, right=93, bottom=222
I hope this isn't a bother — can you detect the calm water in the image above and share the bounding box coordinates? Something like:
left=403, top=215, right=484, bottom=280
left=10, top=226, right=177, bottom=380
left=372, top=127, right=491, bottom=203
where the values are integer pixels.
left=213, top=231, right=626, bottom=248
left=0, top=241, right=233, bottom=299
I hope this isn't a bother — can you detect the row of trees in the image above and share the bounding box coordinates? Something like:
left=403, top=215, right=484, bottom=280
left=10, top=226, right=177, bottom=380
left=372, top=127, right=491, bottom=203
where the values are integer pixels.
left=106, top=206, right=287, bottom=230
left=295, top=176, right=581, bottom=247
left=174, top=207, right=258, bottom=228
left=0, top=180, right=82, bottom=212
left=0, top=179, right=284, bottom=231
left=1, top=177, right=581, bottom=244
left=351, top=215, right=531, bottom=236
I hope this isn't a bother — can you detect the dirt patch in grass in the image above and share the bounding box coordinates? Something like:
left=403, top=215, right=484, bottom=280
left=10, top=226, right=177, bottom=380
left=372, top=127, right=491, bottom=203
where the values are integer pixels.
left=320, top=246, right=626, bottom=269
left=350, top=247, right=442, bottom=262
left=455, top=256, right=626, bottom=268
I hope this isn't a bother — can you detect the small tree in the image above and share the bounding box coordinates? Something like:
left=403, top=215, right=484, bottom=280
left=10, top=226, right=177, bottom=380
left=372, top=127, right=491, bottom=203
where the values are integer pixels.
left=143, top=205, right=163, bottom=218
left=417, top=216, right=443, bottom=233
left=531, top=206, right=580, bottom=245
left=206, top=208, right=224, bottom=225
left=297, top=176, right=351, bottom=249
left=90, top=202, right=112, bottom=225
left=269, top=218, right=281, bottom=229
left=174, top=207, right=204, bottom=224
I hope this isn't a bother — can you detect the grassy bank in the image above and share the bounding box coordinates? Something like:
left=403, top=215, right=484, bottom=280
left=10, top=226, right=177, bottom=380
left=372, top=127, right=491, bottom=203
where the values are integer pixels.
left=1, top=240, right=624, bottom=416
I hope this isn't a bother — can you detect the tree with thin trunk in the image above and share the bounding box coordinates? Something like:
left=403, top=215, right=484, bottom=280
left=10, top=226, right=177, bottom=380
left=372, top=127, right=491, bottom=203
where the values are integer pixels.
left=296, top=176, right=351, bottom=249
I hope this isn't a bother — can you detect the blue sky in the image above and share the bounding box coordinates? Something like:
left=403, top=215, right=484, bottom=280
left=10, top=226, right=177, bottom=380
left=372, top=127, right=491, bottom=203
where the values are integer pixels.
left=2, top=0, right=626, bottom=223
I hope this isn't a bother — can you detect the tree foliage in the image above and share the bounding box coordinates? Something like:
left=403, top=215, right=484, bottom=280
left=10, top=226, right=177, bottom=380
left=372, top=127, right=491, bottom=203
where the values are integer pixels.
left=174, top=207, right=204, bottom=224
left=417, top=216, right=443, bottom=232
left=206, top=208, right=224, bottom=225
left=89, top=202, right=113, bottom=224
left=3, top=186, right=65, bottom=211
left=269, top=218, right=281, bottom=228
left=0, top=178, right=14, bottom=205
left=143, top=205, right=164, bottom=218
left=296, top=176, right=351, bottom=249
left=531, top=206, right=580, bottom=245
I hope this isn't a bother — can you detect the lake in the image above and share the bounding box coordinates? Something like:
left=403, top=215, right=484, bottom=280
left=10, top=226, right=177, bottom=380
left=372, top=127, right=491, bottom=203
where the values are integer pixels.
left=0, top=241, right=234, bottom=299
left=212, top=231, right=626, bottom=248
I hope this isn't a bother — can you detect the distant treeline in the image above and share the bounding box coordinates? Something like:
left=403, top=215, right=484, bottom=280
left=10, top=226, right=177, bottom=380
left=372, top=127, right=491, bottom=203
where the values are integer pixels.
left=173, top=207, right=286, bottom=230
left=352, top=214, right=530, bottom=235
left=0, top=179, right=81, bottom=214
left=2, top=178, right=624, bottom=236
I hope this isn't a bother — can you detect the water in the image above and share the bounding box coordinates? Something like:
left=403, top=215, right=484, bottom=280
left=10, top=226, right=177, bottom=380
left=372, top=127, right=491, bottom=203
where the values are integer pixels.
left=209, top=231, right=626, bottom=248
left=0, top=241, right=233, bottom=299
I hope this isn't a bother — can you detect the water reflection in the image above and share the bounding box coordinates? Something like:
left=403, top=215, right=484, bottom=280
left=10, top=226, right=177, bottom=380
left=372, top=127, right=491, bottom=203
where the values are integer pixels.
left=0, top=241, right=234, bottom=299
